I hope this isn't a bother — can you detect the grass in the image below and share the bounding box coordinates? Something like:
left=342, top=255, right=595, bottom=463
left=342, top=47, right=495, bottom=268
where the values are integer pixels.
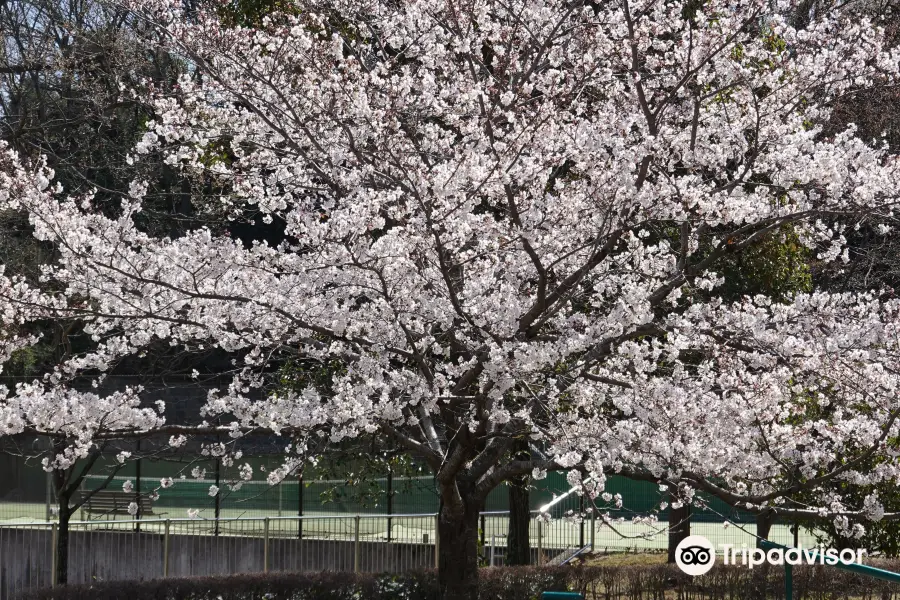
left=581, top=550, right=668, bottom=567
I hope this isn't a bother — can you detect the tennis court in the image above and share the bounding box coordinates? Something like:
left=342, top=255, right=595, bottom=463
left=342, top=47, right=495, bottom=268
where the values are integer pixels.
left=0, top=500, right=817, bottom=554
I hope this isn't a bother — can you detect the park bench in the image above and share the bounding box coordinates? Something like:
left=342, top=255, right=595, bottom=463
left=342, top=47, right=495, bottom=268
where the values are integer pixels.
left=80, top=490, right=156, bottom=521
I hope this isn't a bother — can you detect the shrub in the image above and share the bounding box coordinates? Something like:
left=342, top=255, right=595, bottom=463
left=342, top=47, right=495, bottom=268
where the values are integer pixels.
left=17, top=561, right=900, bottom=600
left=17, top=572, right=386, bottom=600
left=16, top=568, right=576, bottom=600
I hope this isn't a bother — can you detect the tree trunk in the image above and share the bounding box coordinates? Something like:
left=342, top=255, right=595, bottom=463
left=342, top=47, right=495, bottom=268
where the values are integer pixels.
left=756, top=510, right=775, bottom=546
left=506, top=477, right=531, bottom=565
left=667, top=499, right=691, bottom=563
left=751, top=510, right=776, bottom=600
left=438, top=494, right=483, bottom=600
left=56, top=493, right=71, bottom=586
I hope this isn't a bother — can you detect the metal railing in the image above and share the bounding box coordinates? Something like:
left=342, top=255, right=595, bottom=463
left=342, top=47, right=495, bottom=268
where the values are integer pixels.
left=0, top=510, right=817, bottom=599
left=1, top=513, right=441, bottom=598
left=0, top=509, right=601, bottom=597
left=760, top=539, right=900, bottom=598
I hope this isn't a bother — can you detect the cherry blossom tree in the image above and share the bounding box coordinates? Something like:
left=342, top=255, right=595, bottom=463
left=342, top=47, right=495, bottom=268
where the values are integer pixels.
left=4, top=0, right=900, bottom=596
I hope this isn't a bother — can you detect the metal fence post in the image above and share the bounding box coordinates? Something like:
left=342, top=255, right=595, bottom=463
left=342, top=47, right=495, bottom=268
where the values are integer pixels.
left=590, top=510, right=596, bottom=551
left=50, top=523, right=58, bottom=587
left=44, top=436, right=53, bottom=522
left=214, top=458, right=221, bottom=537
left=354, top=515, right=361, bottom=573
left=297, top=475, right=304, bottom=539
left=537, top=519, right=543, bottom=566
left=45, top=473, right=52, bottom=521
left=579, top=495, right=585, bottom=548
left=135, top=439, right=142, bottom=533
left=163, top=519, right=170, bottom=577
left=386, top=468, right=393, bottom=543
left=434, top=513, right=440, bottom=569
left=264, top=517, right=270, bottom=572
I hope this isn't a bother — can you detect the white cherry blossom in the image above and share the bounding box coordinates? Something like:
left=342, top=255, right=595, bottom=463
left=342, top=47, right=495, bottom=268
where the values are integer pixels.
left=2, top=0, right=900, bottom=596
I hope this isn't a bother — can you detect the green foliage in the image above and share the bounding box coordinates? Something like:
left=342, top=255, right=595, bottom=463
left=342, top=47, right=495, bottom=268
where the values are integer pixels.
left=681, top=0, right=706, bottom=22
left=784, top=381, right=900, bottom=555
left=4, top=344, right=55, bottom=377
left=654, top=222, right=812, bottom=305
left=278, top=355, right=346, bottom=395
left=795, top=446, right=900, bottom=557
left=198, top=139, right=235, bottom=170
left=306, top=453, right=432, bottom=511
left=716, top=225, right=812, bottom=302
left=217, top=0, right=302, bottom=28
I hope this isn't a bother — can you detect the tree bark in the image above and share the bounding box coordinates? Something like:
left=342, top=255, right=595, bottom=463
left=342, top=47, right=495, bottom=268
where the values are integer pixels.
left=756, top=509, right=775, bottom=546
left=56, top=491, right=71, bottom=586
left=506, top=477, right=531, bottom=565
left=49, top=444, right=110, bottom=586
left=751, top=510, right=776, bottom=600
left=438, top=493, right=483, bottom=600
left=667, top=499, right=691, bottom=563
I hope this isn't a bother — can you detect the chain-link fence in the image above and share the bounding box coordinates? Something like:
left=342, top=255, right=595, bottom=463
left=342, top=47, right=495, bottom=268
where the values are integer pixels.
left=0, top=454, right=759, bottom=524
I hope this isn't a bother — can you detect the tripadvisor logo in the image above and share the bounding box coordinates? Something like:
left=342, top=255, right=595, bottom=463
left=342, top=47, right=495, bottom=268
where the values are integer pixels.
left=675, top=535, right=716, bottom=575
left=675, top=535, right=867, bottom=576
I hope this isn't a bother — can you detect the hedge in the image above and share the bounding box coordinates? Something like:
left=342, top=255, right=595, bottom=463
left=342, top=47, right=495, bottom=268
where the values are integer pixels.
left=18, top=560, right=900, bottom=600
left=16, top=569, right=565, bottom=600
